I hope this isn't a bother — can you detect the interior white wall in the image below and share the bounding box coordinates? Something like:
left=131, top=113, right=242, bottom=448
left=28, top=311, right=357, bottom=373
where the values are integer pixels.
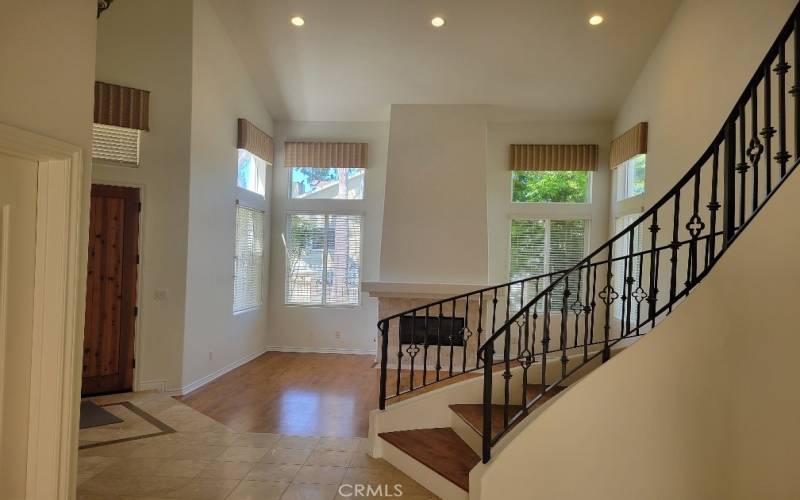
left=0, top=1, right=96, bottom=497
left=486, top=121, right=613, bottom=283
left=183, top=0, right=274, bottom=387
left=612, top=0, right=798, bottom=218
left=380, top=105, right=490, bottom=284
left=267, top=120, right=389, bottom=353
left=93, top=0, right=194, bottom=392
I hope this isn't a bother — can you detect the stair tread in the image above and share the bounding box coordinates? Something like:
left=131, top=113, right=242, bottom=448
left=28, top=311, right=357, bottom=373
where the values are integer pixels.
left=379, top=427, right=479, bottom=491
left=449, top=385, right=567, bottom=437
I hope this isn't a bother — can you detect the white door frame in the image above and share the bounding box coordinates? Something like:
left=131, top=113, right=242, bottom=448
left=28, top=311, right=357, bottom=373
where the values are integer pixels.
left=0, top=122, right=86, bottom=500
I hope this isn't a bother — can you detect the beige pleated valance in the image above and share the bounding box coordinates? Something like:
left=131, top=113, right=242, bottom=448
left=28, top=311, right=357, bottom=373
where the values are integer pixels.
left=284, top=141, right=368, bottom=168
left=610, top=122, right=648, bottom=169
left=94, top=81, right=150, bottom=131
left=509, top=144, right=598, bottom=171
left=237, top=119, right=274, bottom=165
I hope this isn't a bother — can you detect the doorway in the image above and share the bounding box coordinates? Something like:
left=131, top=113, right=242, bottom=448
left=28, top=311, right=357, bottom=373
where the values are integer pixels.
left=81, top=184, right=140, bottom=396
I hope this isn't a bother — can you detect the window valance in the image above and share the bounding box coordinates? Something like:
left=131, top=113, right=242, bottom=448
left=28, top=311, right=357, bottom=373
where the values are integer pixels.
left=237, top=119, right=274, bottom=165
left=509, top=144, right=598, bottom=171
left=610, top=122, right=648, bottom=169
left=284, top=141, right=368, bottom=168
left=94, top=81, right=150, bottom=131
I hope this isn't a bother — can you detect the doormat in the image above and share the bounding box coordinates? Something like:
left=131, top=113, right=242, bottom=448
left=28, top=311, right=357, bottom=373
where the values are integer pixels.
left=79, top=400, right=123, bottom=429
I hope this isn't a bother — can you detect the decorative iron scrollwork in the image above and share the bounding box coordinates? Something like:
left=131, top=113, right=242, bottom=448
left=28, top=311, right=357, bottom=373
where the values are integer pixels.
left=686, top=214, right=706, bottom=238
left=598, top=285, right=619, bottom=305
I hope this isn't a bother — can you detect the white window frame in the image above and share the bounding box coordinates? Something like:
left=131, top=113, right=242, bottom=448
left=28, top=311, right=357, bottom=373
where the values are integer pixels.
left=510, top=171, right=593, bottom=205
left=233, top=203, right=265, bottom=314
left=615, top=154, right=646, bottom=202
left=284, top=211, right=365, bottom=308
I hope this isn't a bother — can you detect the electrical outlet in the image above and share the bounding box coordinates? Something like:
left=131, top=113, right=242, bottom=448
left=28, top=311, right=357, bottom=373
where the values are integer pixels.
left=154, top=289, right=168, bottom=301
left=208, top=351, right=213, bottom=361
left=335, top=331, right=342, bottom=339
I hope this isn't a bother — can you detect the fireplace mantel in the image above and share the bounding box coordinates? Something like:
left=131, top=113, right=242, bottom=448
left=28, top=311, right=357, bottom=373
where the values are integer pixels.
left=362, top=281, right=487, bottom=300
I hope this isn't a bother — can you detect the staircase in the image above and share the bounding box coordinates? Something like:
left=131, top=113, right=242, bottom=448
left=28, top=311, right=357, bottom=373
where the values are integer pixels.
left=370, top=4, right=800, bottom=499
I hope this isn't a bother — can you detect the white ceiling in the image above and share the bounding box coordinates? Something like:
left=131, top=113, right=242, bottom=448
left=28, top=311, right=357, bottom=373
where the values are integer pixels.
left=210, top=0, right=681, bottom=122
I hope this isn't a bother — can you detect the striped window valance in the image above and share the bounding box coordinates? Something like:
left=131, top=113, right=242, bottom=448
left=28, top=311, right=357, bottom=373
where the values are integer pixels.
left=284, top=141, right=368, bottom=168
left=509, top=144, right=598, bottom=172
left=237, top=119, right=274, bottom=165
left=610, top=122, right=648, bottom=169
left=94, top=81, right=150, bottom=131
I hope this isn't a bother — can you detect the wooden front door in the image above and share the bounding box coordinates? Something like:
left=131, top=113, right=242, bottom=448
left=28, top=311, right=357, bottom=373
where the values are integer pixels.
left=82, top=184, right=140, bottom=395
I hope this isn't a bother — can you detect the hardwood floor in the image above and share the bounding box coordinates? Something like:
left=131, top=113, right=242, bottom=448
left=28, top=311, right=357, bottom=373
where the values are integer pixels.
left=177, top=352, right=381, bottom=438
left=177, top=352, right=489, bottom=438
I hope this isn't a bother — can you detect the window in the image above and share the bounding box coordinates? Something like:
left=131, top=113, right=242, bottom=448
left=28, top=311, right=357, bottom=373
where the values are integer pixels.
left=613, top=213, right=644, bottom=320
left=285, top=213, right=363, bottom=306
left=616, top=154, right=646, bottom=201
left=512, top=171, right=591, bottom=203
left=509, top=219, right=589, bottom=311
left=237, top=149, right=267, bottom=196
left=233, top=205, right=265, bottom=312
left=290, top=167, right=365, bottom=200
left=92, top=123, right=141, bottom=165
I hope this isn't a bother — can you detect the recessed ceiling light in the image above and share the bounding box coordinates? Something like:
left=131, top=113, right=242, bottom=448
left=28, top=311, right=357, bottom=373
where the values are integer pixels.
left=431, top=16, right=445, bottom=28
left=589, top=14, right=604, bottom=26
left=291, top=16, right=305, bottom=27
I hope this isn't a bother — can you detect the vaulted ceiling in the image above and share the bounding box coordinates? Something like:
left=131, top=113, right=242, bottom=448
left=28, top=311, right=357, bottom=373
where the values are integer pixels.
left=210, top=0, right=681, bottom=122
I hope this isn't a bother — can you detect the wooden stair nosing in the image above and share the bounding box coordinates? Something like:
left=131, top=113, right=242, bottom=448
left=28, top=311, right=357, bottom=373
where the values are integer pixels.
left=379, top=427, right=479, bottom=492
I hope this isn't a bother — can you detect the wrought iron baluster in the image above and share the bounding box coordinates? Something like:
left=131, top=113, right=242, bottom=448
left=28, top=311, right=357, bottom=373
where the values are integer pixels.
left=423, top=307, right=429, bottom=386
left=590, top=265, right=598, bottom=342
left=476, top=293, right=484, bottom=368
left=686, top=169, right=704, bottom=289
left=395, top=317, right=403, bottom=396
left=520, top=308, right=531, bottom=409
left=379, top=320, right=389, bottom=410
left=737, top=103, right=749, bottom=227
left=750, top=80, right=761, bottom=213
left=618, top=247, right=628, bottom=338
left=462, top=297, right=470, bottom=374
left=448, top=299, right=456, bottom=377
left=599, top=251, right=616, bottom=362
left=583, top=261, right=592, bottom=360
left=707, top=146, right=721, bottom=267
left=776, top=43, right=790, bottom=178
left=668, top=192, right=680, bottom=312
left=794, top=16, right=800, bottom=158
left=435, top=304, right=443, bottom=382
left=502, top=324, right=511, bottom=428
left=647, top=212, right=660, bottom=326
left=408, top=311, right=417, bottom=390
left=482, top=340, right=494, bottom=463
left=724, top=119, right=737, bottom=247
left=763, top=58, right=775, bottom=193
left=560, top=275, right=570, bottom=378
left=517, top=281, right=525, bottom=356
left=540, top=293, right=551, bottom=397
left=624, top=227, right=636, bottom=337
left=571, top=269, right=583, bottom=348
left=634, top=253, right=646, bottom=335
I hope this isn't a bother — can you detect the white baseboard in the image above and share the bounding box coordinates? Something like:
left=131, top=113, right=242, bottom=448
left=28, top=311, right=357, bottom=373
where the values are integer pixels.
left=179, top=347, right=270, bottom=396
left=265, top=345, right=376, bottom=356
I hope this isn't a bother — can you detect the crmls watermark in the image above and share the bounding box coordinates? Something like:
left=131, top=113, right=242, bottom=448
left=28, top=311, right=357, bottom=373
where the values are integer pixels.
left=338, top=483, right=404, bottom=497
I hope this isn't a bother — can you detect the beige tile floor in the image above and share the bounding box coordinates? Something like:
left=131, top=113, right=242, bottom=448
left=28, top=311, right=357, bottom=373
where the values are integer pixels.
left=77, top=392, right=437, bottom=500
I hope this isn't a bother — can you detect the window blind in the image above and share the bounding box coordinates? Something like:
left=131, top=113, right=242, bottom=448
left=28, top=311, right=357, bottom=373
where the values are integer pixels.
left=509, top=219, right=588, bottom=311
left=613, top=214, right=644, bottom=319
left=233, top=205, right=265, bottom=312
left=285, top=213, right=363, bottom=306
left=92, top=123, right=141, bottom=165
